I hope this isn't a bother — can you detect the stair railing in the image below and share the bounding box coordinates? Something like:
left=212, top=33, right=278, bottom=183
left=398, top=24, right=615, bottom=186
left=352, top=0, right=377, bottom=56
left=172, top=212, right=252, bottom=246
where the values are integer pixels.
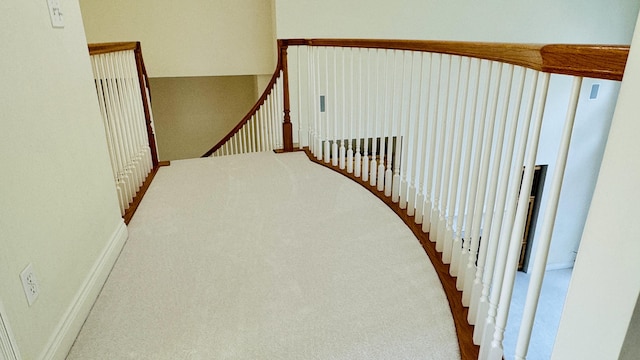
left=277, top=39, right=627, bottom=360
left=88, top=42, right=163, bottom=224
left=202, top=40, right=294, bottom=157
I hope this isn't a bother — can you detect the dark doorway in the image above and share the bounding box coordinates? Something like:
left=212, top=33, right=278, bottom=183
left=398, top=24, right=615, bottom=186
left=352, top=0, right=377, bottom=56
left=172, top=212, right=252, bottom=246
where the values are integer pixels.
left=519, top=165, right=547, bottom=272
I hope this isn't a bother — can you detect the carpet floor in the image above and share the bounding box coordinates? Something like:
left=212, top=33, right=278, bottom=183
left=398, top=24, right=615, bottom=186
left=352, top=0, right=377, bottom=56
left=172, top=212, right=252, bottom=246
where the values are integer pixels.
left=66, top=152, right=460, bottom=360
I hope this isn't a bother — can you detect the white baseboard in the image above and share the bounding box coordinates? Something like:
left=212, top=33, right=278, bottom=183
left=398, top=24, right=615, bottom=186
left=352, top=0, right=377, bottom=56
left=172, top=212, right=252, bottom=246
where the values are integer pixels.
left=545, top=262, right=575, bottom=271
left=0, top=300, right=20, bottom=360
left=39, top=221, right=128, bottom=360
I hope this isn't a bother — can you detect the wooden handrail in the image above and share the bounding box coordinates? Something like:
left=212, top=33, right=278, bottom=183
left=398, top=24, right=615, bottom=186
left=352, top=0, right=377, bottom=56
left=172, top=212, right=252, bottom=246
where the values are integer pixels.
left=281, top=39, right=629, bottom=81
left=132, top=43, right=159, bottom=168
left=88, top=42, right=139, bottom=55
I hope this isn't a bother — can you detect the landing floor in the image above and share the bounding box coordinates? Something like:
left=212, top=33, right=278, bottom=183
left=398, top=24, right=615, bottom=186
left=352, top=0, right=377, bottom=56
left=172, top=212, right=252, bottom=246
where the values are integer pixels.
left=67, top=152, right=459, bottom=359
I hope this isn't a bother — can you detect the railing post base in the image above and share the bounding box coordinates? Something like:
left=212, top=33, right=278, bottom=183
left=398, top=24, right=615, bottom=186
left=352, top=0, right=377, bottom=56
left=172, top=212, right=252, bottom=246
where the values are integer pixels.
left=282, top=121, right=294, bottom=152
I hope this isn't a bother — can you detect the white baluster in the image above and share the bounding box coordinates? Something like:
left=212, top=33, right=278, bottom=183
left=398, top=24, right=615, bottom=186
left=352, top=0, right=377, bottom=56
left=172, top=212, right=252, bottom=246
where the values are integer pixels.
left=332, top=48, right=339, bottom=167
left=443, top=56, right=471, bottom=263
left=354, top=48, right=362, bottom=178
left=339, top=47, right=346, bottom=170
left=370, top=49, right=379, bottom=186
left=377, top=50, right=388, bottom=192
left=481, top=72, right=550, bottom=360
left=101, top=54, right=133, bottom=206
left=407, top=52, right=426, bottom=216
left=422, top=53, right=439, bottom=231
left=347, top=48, right=355, bottom=174
left=398, top=51, right=413, bottom=209
left=456, top=61, right=495, bottom=289
left=435, top=55, right=455, bottom=251
left=414, top=53, right=430, bottom=225
left=513, top=76, right=582, bottom=360
left=258, top=102, right=266, bottom=152
left=297, top=46, right=304, bottom=149
left=362, top=49, right=371, bottom=182
left=462, top=63, right=506, bottom=306
left=264, top=96, right=272, bottom=151
left=392, top=51, right=406, bottom=202
left=92, top=55, right=125, bottom=214
left=324, top=47, right=331, bottom=163
left=114, top=52, right=140, bottom=189
left=275, top=77, right=282, bottom=150
left=450, top=58, right=483, bottom=276
left=384, top=50, right=396, bottom=197
left=314, top=49, right=323, bottom=160
left=465, top=64, right=514, bottom=313
left=338, top=49, right=350, bottom=170
left=470, top=66, right=525, bottom=329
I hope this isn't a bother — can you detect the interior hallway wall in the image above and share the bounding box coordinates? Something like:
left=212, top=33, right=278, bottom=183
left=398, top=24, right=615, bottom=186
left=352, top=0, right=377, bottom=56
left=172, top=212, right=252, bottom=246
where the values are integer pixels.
left=0, top=1, right=125, bottom=358
left=79, top=0, right=276, bottom=77
left=150, top=76, right=258, bottom=161
left=553, top=8, right=640, bottom=357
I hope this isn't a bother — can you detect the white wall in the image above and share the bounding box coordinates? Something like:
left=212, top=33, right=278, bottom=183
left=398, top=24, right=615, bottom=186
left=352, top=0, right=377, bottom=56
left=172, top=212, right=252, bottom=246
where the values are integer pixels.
left=533, top=76, right=620, bottom=269
left=552, top=9, right=640, bottom=358
left=275, top=0, right=640, bottom=270
left=79, top=0, right=276, bottom=78
left=0, top=0, right=124, bottom=359
left=276, top=0, right=638, bottom=44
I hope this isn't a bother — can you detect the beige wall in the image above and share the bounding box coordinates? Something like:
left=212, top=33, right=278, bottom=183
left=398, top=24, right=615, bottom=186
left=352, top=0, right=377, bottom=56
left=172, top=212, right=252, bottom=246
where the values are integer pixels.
left=79, top=0, right=276, bottom=78
left=0, top=0, right=124, bottom=359
left=553, top=9, right=640, bottom=358
left=275, top=0, right=638, bottom=43
left=150, top=76, right=258, bottom=161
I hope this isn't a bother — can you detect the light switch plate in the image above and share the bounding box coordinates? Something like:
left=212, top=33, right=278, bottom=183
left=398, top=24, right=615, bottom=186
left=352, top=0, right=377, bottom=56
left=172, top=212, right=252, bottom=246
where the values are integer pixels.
left=47, top=0, right=65, bottom=28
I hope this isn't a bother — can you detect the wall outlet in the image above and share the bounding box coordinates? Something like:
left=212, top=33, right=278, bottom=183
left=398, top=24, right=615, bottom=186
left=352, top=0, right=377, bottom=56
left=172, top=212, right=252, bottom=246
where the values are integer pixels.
left=47, top=0, right=65, bottom=28
left=19, top=264, right=39, bottom=306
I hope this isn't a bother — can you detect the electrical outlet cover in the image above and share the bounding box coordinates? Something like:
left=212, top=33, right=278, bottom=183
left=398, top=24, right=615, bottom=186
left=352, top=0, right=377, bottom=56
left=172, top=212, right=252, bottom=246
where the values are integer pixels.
left=47, top=0, right=65, bottom=28
left=19, top=264, right=39, bottom=306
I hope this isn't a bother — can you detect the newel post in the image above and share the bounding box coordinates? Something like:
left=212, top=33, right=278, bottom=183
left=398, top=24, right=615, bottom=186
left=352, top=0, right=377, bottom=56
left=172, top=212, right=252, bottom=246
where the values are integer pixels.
left=279, top=40, right=294, bottom=152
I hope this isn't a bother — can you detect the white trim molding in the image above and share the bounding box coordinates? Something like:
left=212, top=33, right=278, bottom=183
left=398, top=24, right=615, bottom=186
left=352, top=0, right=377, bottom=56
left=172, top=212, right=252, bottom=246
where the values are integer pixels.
left=0, top=300, right=20, bottom=360
left=39, top=221, right=128, bottom=360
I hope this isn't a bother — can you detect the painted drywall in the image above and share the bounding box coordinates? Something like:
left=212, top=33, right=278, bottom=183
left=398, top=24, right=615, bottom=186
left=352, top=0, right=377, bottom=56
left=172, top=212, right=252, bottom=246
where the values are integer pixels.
left=275, top=0, right=640, bottom=270
left=0, top=0, right=124, bottom=359
left=150, top=76, right=258, bottom=161
left=78, top=0, right=277, bottom=78
left=533, top=76, right=620, bottom=270
left=552, top=9, right=640, bottom=358
left=275, top=0, right=638, bottom=44
left=619, top=294, right=640, bottom=359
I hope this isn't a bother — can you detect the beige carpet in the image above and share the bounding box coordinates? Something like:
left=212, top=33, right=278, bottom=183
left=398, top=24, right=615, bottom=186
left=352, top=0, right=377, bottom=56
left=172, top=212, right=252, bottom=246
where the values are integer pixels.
left=67, top=152, right=460, bottom=360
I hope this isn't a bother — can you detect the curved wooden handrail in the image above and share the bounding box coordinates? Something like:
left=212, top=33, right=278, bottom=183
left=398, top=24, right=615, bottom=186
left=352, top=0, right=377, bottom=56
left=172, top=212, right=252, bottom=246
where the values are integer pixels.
left=201, top=42, right=287, bottom=157
left=281, top=39, right=629, bottom=81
